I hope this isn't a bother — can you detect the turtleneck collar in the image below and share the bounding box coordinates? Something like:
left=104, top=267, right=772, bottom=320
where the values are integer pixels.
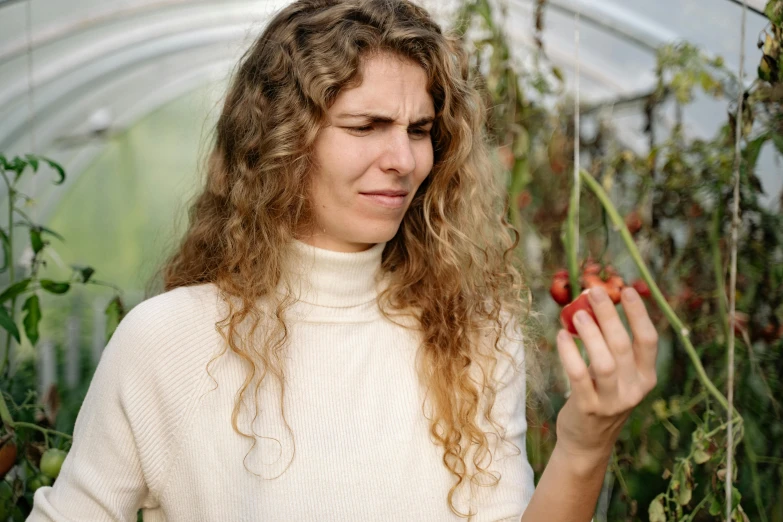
left=283, top=239, right=387, bottom=308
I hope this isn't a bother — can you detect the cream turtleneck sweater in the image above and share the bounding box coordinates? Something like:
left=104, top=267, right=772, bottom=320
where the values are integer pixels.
left=28, top=240, right=534, bottom=522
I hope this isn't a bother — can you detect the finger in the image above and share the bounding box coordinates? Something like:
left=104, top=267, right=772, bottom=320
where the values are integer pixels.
left=620, top=286, right=660, bottom=377
left=555, top=329, right=597, bottom=410
left=571, top=309, right=618, bottom=398
left=588, top=287, right=637, bottom=383
left=587, top=287, right=635, bottom=360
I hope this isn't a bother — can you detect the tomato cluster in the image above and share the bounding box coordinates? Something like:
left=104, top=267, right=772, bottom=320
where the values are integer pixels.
left=0, top=438, right=67, bottom=500
left=549, top=261, right=651, bottom=337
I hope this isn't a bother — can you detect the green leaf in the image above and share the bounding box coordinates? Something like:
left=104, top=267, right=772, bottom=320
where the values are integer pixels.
left=8, top=156, right=27, bottom=181
left=648, top=493, right=666, bottom=522
left=744, top=133, right=769, bottom=171
left=105, top=295, right=125, bottom=341
left=71, top=265, right=95, bottom=283
left=691, top=427, right=711, bottom=463
left=709, top=495, right=722, bottom=516
left=41, top=157, right=66, bottom=185
left=732, top=486, right=741, bottom=510
left=551, top=66, right=565, bottom=83
left=29, top=227, right=44, bottom=254
left=0, top=279, right=31, bottom=302
left=677, top=465, right=693, bottom=506
left=39, top=280, right=70, bottom=294
left=766, top=0, right=783, bottom=25
left=0, top=228, right=10, bottom=274
left=771, top=133, right=783, bottom=158
left=693, top=448, right=710, bottom=464
left=0, top=306, right=20, bottom=343
left=39, top=226, right=64, bottom=242
left=22, top=294, right=41, bottom=346
left=23, top=154, right=39, bottom=172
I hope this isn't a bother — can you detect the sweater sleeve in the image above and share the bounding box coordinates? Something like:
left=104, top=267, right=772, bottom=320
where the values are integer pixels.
left=27, top=286, right=219, bottom=522
left=27, top=310, right=151, bottom=521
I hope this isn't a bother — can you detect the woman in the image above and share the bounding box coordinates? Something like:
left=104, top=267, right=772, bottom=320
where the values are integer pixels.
left=29, top=0, right=659, bottom=520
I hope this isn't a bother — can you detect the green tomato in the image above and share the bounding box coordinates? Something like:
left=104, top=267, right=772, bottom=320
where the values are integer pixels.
left=27, top=474, right=52, bottom=493
left=39, top=449, right=67, bottom=480
left=0, top=480, right=12, bottom=501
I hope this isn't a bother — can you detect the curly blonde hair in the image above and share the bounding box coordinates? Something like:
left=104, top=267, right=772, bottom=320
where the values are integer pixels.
left=163, top=0, right=545, bottom=518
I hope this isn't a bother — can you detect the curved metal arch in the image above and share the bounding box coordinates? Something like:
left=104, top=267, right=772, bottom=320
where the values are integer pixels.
left=2, top=0, right=654, bottom=150
left=19, top=47, right=639, bottom=224
left=0, top=24, right=247, bottom=150
left=725, top=0, right=766, bottom=15
left=2, top=0, right=740, bottom=210
left=2, top=0, right=765, bottom=68
left=30, top=59, right=235, bottom=224
left=0, top=2, right=285, bottom=110
left=0, top=0, right=230, bottom=61
left=511, top=0, right=679, bottom=52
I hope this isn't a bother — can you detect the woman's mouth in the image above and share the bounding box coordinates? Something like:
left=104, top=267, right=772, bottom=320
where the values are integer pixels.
left=359, top=193, right=407, bottom=209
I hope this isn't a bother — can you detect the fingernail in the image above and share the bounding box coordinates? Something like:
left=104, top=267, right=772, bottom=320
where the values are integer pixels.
left=590, top=287, right=608, bottom=303
left=623, top=287, right=638, bottom=301
left=575, top=310, right=589, bottom=324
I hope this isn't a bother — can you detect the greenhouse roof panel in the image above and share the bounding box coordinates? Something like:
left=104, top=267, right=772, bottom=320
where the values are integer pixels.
left=0, top=0, right=775, bottom=209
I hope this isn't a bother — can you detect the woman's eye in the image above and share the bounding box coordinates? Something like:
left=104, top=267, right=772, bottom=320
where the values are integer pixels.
left=348, top=125, right=373, bottom=134
left=409, top=128, right=431, bottom=139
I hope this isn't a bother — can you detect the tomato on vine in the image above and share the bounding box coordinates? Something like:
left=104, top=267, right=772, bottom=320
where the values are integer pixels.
left=559, top=290, right=598, bottom=337
left=40, top=448, right=68, bottom=480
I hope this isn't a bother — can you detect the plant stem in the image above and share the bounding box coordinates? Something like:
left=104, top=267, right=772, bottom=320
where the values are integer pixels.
left=0, top=391, right=13, bottom=429
left=710, top=206, right=730, bottom=342
left=1, top=390, right=72, bottom=444
left=9, top=422, right=72, bottom=441
left=688, top=492, right=712, bottom=519
left=578, top=169, right=741, bottom=421
left=0, top=169, right=13, bottom=380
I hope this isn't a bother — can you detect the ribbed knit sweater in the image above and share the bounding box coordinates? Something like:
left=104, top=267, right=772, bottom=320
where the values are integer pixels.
left=28, top=240, right=535, bottom=522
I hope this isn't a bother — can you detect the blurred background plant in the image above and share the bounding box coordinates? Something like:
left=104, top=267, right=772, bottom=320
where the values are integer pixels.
left=454, top=0, right=782, bottom=520
left=0, top=154, right=125, bottom=520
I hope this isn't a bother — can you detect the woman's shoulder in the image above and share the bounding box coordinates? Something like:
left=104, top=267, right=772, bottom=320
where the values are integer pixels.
left=104, top=283, right=224, bottom=365
left=121, top=283, right=222, bottom=329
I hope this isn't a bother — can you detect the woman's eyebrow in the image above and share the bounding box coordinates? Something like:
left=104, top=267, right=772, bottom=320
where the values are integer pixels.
left=335, top=112, right=434, bottom=126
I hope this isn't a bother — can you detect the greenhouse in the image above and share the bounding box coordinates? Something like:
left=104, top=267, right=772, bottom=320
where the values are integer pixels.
left=0, top=0, right=781, bottom=520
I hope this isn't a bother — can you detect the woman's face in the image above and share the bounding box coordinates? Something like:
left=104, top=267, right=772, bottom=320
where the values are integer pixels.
left=302, top=53, right=435, bottom=253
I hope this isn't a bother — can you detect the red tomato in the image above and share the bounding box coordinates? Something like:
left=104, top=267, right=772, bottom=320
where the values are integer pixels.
left=0, top=441, right=16, bottom=479
left=582, top=274, right=623, bottom=305
left=682, top=287, right=704, bottom=311
left=549, top=278, right=572, bottom=306
left=604, top=285, right=622, bottom=305
left=625, top=211, right=642, bottom=235
left=560, top=290, right=598, bottom=337
left=517, top=190, right=532, bottom=210
left=582, top=262, right=601, bottom=276
left=553, top=269, right=569, bottom=280
left=761, top=322, right=781, bottom=343
left=632, top=279, right=652, bottom=298
left=581, top=273, right=603, bottom=289
left=605, top=275, right=625, bottom=304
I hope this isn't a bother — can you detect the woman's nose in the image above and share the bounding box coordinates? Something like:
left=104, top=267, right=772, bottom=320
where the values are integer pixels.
left=379, top=130, right=416, bottom=175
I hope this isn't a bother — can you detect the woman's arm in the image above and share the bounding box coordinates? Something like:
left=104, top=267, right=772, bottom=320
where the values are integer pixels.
left=521, top=444, right=610, bottom=522
left=519, top=285, right=659, bottom=522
